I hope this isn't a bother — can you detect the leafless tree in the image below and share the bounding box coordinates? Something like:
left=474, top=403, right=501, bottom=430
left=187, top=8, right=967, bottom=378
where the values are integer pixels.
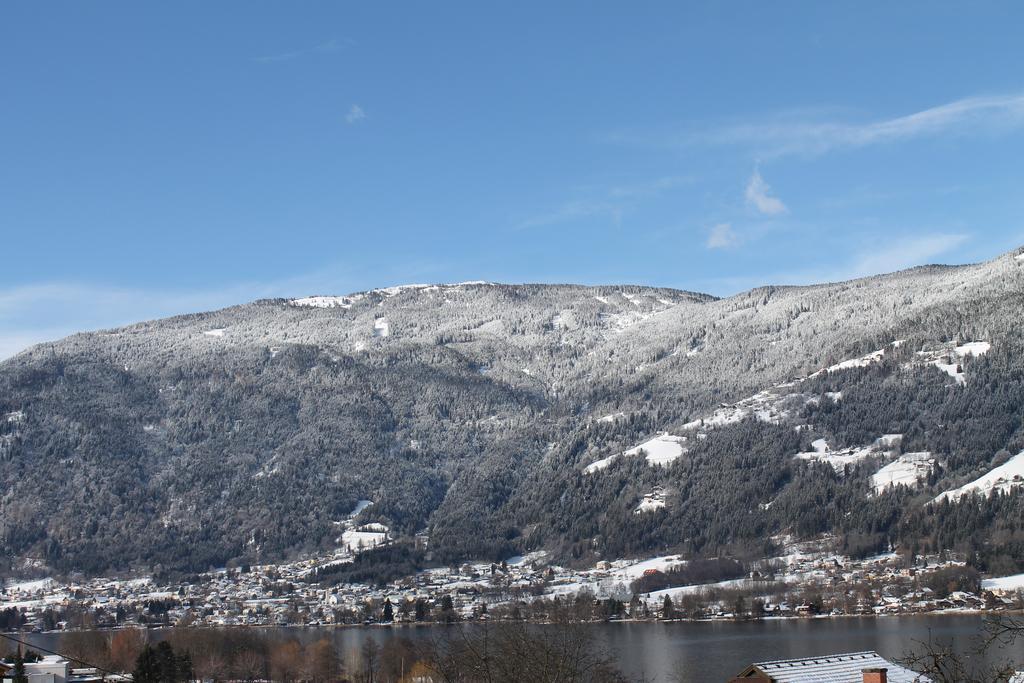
left=415, top=617, right=630, bottom=683
left=900, top=616, right=1024, bottom=683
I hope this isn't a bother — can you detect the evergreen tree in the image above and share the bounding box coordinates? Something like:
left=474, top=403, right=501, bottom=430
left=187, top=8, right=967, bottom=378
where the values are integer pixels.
left=133, top=646, right=161, bottom=683
left=440, top=594, right=456, bottom=623
left=133, top=642, right=192, bottom=683
left=12, top=648, right=27, bottom=683
left=662, top=595, right=675, bottom=620
left=733, top=595, right=746, bottom=619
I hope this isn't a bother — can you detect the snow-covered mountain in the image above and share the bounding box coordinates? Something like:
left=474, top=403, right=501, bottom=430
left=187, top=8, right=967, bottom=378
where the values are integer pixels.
left=1, top=248, right=1023, bottom=576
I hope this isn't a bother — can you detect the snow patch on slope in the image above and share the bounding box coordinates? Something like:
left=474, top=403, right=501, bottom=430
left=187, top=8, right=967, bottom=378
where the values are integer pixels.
left=584, top=454, right=619, bottom=473
left=471, top=319, right=505, bottom=335
left=340, top=527, right=389, bottom=552
left=585, top=433, right=688, bottom=473
left=374, top=281, right=493, bottom=297
left=915, top=340, right=991, bottom=385
left=934, top=451, right=1024, bottom=503
left=795, top=435, right=903, bottom=474
left=680, top=340, right=990, bottom=435
left=814, top=348, right=887, bottom=375
left=681, top=344, right=901, bottom=432
left=350, top=500, right=373, bottom=517
left=871, top=452, right=935, bottom=493
left=291, top=283, right=495, bottom=309
left=955, top=341, right=991, bottom=357
left=203, top=328, right=226, bottom=338
left=373, top=284, right=435, bottom=297
left=983, top=573, right=1024, bottom=592
left=635, top=488, right=667, bottom=514
left=681, top=386, right=804, bottom=430
left=627, top=434, right=688, bottom=466
left=3, top=578, right=54, bottom=594
left=596, top=293, right=677, bottom=335
left=290, top=295, right=364, bottom=309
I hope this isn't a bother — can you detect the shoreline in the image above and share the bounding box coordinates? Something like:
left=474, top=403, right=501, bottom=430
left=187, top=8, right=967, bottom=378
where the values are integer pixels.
left=4, top=606, right=1013, bottom=638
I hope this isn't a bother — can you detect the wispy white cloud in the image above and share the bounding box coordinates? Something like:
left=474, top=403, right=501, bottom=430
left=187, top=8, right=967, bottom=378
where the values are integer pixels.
left=254, top=38, right=348, bottom=64
left=0, top=281, right=277, bottom=361
left=745, top=169, right=787, bottom=215
left=688, top=232, right=973, bottom=296
left=670, top=93, right=1024, bottom=157
left=0, top=266, right=371, bottom=361
left=345, top=104, right=367, bottom=124
left=0, top=283, right=239, bottom=361
left=607, top=175, right=693, bottom=199
left=517, top=200, right=621, bottom=230
left=767, top=233, right=971, bottom=287
left=844, top=233, right=970, bottom=279
left=517, top=175, right=692, bottom=230
left=0, top=254, right=489, bottom=361
left=0, top=329, right=75, bottom=363
left=706, top=223, right=740, bottom=249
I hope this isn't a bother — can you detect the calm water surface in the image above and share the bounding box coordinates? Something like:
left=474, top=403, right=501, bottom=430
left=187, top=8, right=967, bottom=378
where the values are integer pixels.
left=21, top=615, right=1024, bottom=682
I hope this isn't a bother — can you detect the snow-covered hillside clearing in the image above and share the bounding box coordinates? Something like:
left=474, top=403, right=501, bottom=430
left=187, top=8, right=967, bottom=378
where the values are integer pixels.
left=871, top=452, right=935, bottom=493
left=585, top=433, right=687, bottom=473
left=795, top=435, right=904, bottom=474
left=934, top=451, right=1024, bottom=503
left=634, top=488, right=667, bottom=514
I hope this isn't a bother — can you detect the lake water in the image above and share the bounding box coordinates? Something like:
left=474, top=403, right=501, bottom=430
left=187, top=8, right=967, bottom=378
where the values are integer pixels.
left=18, top=614, right=1024, bottom=681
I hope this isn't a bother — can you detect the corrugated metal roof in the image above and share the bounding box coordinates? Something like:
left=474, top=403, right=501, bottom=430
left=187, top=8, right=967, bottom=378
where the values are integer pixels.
left=752, top=650, right=927, bottom=682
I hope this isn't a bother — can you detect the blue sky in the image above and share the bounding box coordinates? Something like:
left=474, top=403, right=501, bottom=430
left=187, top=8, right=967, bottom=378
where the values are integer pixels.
left=2, top=2, right=1024, bottom=358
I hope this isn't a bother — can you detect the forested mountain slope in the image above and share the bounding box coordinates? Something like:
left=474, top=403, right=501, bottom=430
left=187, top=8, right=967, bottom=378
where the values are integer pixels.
left=2, top=249, right=1024, bottom=576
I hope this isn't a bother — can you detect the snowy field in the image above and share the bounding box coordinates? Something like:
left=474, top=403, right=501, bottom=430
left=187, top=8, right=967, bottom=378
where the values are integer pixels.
left=871, top=452, right=935, bottom=493
left=982, top=573, right=1024, bottom=592
left=634, top=489, right=666, bottom=514
left=340, top=528, right=388, bottom=552
left=350, top=499, right=373, bottom=516
left=794, top=436, right=900, bottom=473
left=290, top=295, right=364, bottom=308
left=585, top=433, right=687, bottom=473
left=934, top=450, right=1024, bottom=502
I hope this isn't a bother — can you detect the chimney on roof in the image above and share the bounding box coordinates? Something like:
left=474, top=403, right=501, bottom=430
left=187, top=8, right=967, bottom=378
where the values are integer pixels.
left=862, top=667, right=887, bottom=683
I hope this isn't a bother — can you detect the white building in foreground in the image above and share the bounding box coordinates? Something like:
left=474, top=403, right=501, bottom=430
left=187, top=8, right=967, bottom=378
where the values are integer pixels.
left=1, top=655, right=71, bottom=683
